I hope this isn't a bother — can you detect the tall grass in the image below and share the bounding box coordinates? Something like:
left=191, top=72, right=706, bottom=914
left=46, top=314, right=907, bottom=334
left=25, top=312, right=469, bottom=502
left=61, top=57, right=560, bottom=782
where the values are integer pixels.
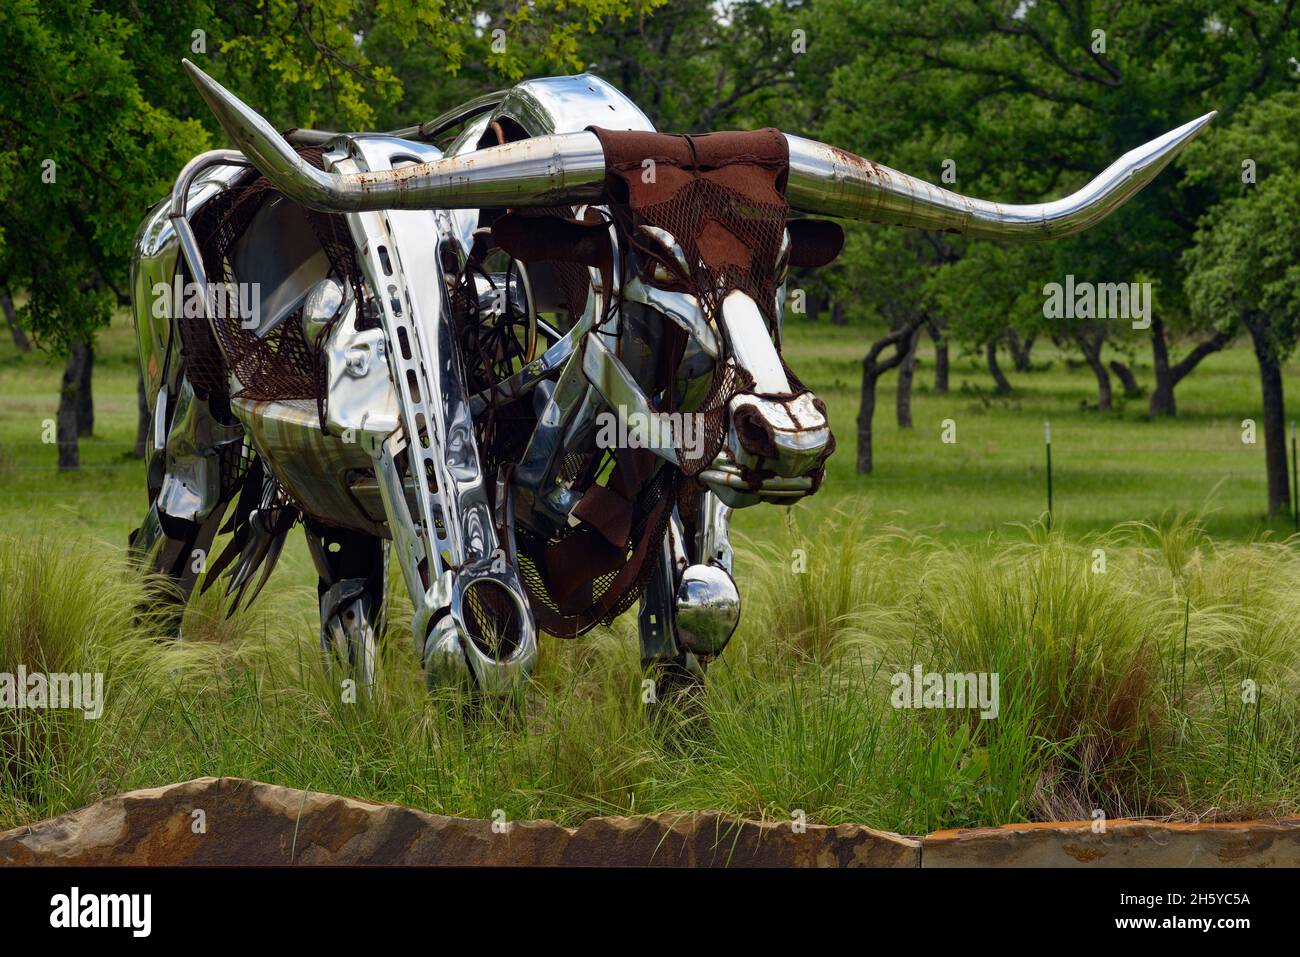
left=1, top=515, right=1297, bottom=834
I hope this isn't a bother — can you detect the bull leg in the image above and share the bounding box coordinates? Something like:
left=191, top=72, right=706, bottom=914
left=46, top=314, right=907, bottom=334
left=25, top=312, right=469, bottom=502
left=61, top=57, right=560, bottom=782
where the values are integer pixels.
left=638, top=489, right=740, bottom=688
left=342, top=147, right=538, bottom=696
left=128, top=379, right=243, bottom=633
left=675, top=490, right=741, bottom=659
left=305, top=523, right=388, bottom=698
left=638, top=514, right=703, bottom=692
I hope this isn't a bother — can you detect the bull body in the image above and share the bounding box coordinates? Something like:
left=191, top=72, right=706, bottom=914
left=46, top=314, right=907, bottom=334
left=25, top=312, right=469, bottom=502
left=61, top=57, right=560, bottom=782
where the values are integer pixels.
left=130, top=64, right=1212, bottom=694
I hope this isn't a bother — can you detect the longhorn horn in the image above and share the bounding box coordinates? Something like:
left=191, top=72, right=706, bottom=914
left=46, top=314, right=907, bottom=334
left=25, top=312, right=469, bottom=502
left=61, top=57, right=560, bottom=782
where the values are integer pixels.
left=784, top=113, right=1215, bottom=241
left=182, top=59, right=606, bottom=212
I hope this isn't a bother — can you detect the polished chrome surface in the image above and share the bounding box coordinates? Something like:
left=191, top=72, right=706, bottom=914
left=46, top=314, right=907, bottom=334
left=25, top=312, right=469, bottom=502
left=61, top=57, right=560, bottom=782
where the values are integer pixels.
left=184, top=59, right=606, bottom=213
left=674, top=563, right=740, bottom=657
left=390, top=89, right=508, bottom=142
left=302, top=276, right=347, bottom=344
left=320, top=582, right=379, bottom=696
left=136, top=63, right=1207, bottom=693
left=157, top=378, right=244, bottom=523
left=229, top=194, right=332, bottom=336
left=339, top=136, right=538, bottom=689
left=321, top=302, right=399, bottom=442
left=422, top=613, right=472, bottom=688
left=484, top=73, right=655, bottom=136
left=696, top=490, right=734, bottom=575
left=785, top=113, right=1215, bottom=241
left=719, top=290, right=789, bottom=392
left=727, top=391, right=831, bottom=477
left=582, top=333, right=681, bottom=468
left=231, top=395, right=384, bottom=536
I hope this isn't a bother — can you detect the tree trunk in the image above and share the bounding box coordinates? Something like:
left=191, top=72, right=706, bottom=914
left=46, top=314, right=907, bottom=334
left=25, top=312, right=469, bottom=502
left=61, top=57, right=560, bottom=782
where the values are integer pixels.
left=1, top=286, right=30, bottom=352
left=76, top=341, right=94, bottom=437
left=928, top=320, right=948, bottom=394
left=857, top=364, right=881, bottom=473
left=57, top=342, right=90, bottom=471
left=1008, top=331, right=1035, bottom=372
left=830, top=301, right=846, bottom=326
left=896, top=325, right=921, bottom=428
left=1149, top=316, right=1176, bottom=416
left=1148, top=315, right=1234, bottom=418
left=1077, top=330, right=1112, bottom=412
left=1108, top=359, right=1143, bottom=398
left=857, top=318, right=926, bottom=474
left=986, top=338, right=1012, bottom=395
left=1245, top=318, right=1290, bottom=516
left=802, top=285, right=822, bottom=323
left=134, top=371, right=150, bottom=459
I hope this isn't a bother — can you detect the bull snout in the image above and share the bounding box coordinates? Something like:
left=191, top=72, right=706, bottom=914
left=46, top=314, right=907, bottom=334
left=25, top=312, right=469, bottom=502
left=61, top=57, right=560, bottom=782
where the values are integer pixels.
left=730, top=392, right=831, bottom=477
left=698, top=391, right=833, bottom=507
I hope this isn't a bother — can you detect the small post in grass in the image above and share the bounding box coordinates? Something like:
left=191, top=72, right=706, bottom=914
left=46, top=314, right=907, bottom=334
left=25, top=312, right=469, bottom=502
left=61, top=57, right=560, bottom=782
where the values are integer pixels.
left=1291, top=420, right=1298, bottom=533
left=1044, top=419, right=1053, bottom=530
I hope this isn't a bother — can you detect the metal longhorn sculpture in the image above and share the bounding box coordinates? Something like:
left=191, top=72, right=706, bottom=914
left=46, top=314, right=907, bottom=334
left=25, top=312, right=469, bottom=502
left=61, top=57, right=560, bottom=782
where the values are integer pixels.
left=129, top=60, right=1213, bottom=694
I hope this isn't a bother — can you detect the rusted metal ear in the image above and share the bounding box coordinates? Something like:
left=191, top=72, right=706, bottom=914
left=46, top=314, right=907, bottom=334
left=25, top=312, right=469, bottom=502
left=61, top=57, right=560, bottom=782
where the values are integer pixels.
left=786, top=219, right=845, bottom=268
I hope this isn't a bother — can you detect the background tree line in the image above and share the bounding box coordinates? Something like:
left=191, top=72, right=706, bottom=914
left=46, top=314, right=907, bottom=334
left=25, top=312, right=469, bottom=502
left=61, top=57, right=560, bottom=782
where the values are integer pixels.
left=2, top=0, right=1297, bottom=514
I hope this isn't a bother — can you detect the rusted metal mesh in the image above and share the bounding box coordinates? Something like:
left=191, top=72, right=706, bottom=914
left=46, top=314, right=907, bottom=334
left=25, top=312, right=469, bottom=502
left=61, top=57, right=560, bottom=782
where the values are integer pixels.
left=516, top=206, right=595, bottom=320
left=591, top=127, right=792, bottom=473
left=183, top=147, right=367, bottom=424
left=675, top=358, right=753, bottom=476
left=551, top=260, right=591, bottom=319
left=515, top=461, right=678, bottom=638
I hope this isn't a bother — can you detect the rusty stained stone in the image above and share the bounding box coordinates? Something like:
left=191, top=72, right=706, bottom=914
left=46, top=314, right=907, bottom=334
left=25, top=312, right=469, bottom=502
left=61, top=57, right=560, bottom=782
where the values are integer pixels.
left=565, top=812, right=919, bottom=868
left=0, top=778, right=919, bottom=868
left=922, top=817, right=1300, bottom=868
left=5, top=778, right=1295, bottom=867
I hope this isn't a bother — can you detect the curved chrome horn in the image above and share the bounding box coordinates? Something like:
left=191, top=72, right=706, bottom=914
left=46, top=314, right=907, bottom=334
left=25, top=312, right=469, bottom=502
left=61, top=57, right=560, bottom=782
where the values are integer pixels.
left=784, top=113, right=1215, bottom=242
left=182, top=59, right=606, bottom=212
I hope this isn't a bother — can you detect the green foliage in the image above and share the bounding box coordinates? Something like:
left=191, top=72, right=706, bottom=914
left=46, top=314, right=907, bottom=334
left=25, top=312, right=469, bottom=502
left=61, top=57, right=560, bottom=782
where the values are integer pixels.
left=5, top=513, right=1299, bottom=832
left=0, top=0, right=210, bottom=352
left=0, top=0, right=664, bottom=355
left=806, top=0, right=1300, bottom=349
left=1183, top=92, right=1300, bottom=362
left=1184, top=174, right=1300, bottom=360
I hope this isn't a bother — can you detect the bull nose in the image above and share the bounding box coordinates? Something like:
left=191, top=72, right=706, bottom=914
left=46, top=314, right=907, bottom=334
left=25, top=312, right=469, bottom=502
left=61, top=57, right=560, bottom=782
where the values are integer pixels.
left=727, top=392, right=831, bottom=478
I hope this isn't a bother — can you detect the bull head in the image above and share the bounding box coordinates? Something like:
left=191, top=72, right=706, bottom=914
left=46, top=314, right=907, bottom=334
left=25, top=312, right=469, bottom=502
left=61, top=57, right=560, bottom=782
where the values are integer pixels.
left=182, top=59, right=1213, bottom=509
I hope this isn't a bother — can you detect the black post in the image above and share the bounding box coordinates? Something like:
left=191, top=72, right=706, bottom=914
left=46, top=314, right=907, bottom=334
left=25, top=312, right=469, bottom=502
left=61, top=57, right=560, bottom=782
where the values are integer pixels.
left=1045, top=420, right=1053, bottom=530
left=1291, top=420, right=1298, bottom=533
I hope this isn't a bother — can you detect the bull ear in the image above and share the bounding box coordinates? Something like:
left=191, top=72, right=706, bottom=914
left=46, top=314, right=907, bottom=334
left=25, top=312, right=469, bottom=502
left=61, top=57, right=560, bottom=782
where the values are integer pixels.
left=787, top=219, right=844, bottom=268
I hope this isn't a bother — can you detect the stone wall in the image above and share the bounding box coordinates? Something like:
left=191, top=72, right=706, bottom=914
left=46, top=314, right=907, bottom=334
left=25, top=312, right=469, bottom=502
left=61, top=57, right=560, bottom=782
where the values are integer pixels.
left=2, top=778, right=1296, bottom=867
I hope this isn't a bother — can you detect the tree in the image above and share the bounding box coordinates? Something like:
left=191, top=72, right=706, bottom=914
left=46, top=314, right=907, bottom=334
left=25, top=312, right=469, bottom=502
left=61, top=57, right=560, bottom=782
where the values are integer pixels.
left=1183, top=92, right=1300, bottom=516
left=0, top=0, right=208, bottom=468
left=812, top=0, right=1300, bottom=419
left=1, top=0, right=658, bottom=468
left=927, top=241, right=1051, bottom=399
left=857, top=316, right=928, bottom=473
left=823, top=226, right=936, bottom=472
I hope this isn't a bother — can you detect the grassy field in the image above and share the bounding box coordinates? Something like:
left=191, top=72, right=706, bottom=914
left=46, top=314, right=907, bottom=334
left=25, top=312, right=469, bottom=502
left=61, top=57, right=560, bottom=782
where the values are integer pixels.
left=2, top=514, right=1297, bottom=833
left=2, top=312, right=1297, bottom=553
left=1, top=313, right=1298, bottom=832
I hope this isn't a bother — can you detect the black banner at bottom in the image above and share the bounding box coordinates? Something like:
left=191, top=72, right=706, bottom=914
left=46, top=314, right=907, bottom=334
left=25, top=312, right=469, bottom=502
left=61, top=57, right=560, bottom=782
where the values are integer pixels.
left=0, top=865, right=1286, bottom=943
